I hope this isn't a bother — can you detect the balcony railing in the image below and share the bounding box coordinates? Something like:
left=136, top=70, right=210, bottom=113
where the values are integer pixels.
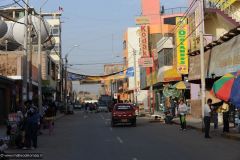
left=161, top=7, right=188, bottom=15
left=204, top=0, right=240, bottom=22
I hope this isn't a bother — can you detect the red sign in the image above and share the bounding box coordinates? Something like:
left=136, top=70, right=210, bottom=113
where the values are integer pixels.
left=140, top=25, right=149, bottom=57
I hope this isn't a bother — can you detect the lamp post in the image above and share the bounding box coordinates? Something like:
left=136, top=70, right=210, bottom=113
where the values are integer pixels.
left=64, top=45, right=80, bottom=113
left=37, top=0, right=49, bottom=115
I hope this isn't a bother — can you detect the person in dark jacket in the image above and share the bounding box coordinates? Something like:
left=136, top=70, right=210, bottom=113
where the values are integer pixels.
left=25, top=107, right=39, bottom=149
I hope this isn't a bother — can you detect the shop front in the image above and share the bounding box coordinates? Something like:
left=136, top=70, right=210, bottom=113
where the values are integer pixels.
left=0, top=76, right=15, bottom=125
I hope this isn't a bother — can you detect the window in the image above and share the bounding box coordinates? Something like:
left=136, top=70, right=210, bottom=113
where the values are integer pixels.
left=123, top=41, right=126, bottom=49
left=51, top=27, right=60, bottom=36
left=47, top=58, right=51, bottom=75
left=158, top=48, right=173, bottom=68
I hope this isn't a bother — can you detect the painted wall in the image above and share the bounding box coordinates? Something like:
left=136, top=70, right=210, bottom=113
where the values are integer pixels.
left=141, top=0, right=161, bottom=24
left=127, top=27, right=140, bottom=91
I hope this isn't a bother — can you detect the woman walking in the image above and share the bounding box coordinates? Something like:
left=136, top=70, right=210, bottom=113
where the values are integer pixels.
left=178, top=99, right=188, bottom=130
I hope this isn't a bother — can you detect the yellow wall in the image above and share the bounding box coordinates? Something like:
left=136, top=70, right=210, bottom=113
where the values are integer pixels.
left=205, top=13, right=235, bottom=39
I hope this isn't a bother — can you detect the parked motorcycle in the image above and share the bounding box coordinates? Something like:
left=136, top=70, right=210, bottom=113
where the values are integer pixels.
left=0, top=136, right=9, bottom=160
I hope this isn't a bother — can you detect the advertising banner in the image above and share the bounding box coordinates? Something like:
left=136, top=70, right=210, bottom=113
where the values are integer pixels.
left=176, top=17, right=188, bottom=74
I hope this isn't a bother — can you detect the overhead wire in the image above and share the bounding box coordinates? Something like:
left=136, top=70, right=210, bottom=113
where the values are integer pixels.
left=156, top=0, right=198, bottom=48
left=171, top=0, right=223, bottom=53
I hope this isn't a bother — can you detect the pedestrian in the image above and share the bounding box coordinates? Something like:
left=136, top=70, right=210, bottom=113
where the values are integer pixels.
left=45, top=106, right=55, bottom=135
left=222, top=102, right=230, bottom=133
left=211, top=106, right=218, bottom=129
left=24, top=107, right=39, bottom=149
left=178, top=99, right=188, bottom=130
left=204, top=98, right=212, bottom=139
left=170, top=96, right=176, bottom=117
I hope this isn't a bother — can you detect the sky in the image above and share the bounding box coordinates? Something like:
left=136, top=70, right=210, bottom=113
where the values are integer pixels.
left=1, top=0, right=188, bottom=94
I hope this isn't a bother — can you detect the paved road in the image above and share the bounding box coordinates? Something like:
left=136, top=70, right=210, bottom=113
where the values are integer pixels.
left=7, top=111, right=240, bottom=160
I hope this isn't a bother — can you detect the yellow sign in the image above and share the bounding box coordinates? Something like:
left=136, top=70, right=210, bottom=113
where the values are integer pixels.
left=135, top=16, right=150, bottom=25
left=209, top=0, right=237, bottom=10
left=176, top=17, right=188, bottom=75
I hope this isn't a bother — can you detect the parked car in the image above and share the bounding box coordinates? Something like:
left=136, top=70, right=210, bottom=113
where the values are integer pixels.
left=111, top=103, right=136, bottom=127
left=74, top=104, right=82, bottom=110
left=97, top=102, right=108, bottom=112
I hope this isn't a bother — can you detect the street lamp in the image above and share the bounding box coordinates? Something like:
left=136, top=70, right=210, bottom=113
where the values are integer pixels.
left=37, top=0, right=49, bottom=114
left=64, top=45, right=80, bottom=113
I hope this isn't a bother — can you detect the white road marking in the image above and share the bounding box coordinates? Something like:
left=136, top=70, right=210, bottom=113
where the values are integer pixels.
left=132, top=158, right=138, bottom=160
left=116, top=136, right=123, bottom=144
left=83, top=115, right=88, bottom=119
left=109, top=128, right=113, bottom=131
left=105, top=121, right=108, bottom=125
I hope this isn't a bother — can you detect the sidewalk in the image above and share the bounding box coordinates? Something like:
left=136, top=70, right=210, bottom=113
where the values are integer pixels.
left=172, top=115, right=240, bottom=141
left=0, top=112, right=65, bottom=138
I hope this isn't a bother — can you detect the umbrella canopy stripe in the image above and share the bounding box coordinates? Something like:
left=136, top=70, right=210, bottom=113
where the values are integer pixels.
left=213, top=78, right=234, bottom=101
left=230, top=77, right=240, bottom=107
left=211, top=71, right=240, bottom=108
left=212, top=75, right=234, bottom=93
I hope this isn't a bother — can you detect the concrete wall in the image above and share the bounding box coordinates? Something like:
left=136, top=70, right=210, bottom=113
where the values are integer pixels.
left=127, top=27, right=140, bottom=91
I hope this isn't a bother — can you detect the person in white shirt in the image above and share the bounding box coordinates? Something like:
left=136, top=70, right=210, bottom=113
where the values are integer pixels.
left=204, top=98, right=212, bottom=138
left=178, top=99, right=188, bottom=130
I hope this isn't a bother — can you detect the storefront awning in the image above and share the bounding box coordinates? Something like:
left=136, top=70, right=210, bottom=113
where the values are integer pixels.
left=157, top=66, right=182, bottom=82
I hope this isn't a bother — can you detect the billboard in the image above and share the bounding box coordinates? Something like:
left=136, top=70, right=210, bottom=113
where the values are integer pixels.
left=176, top=17, right=188, bottom=74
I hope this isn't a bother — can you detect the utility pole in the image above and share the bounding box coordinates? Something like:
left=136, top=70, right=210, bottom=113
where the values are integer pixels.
left=133, top=49, right=138, bottom=104
left=28, top=14, right=33, bottom=101
left=199, top=0, right=206, bottom=128
left=65, top=58, right=68, bottom=113
left=22, top=0, right=29, bottom=104
left=37, top=9, right=43, bottom=114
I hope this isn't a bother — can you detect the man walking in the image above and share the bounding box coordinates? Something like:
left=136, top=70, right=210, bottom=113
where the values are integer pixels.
left=204, top=99, right=212, bottom=138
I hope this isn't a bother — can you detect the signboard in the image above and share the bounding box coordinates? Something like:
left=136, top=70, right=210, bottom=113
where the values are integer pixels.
left=139, top=57, right=153, bottom=67
left=126, top=67, right=134, bottom=77
left=176, top=17, right=188, bottom=74
left=140, top=25, right=149, bottom=57
left=114, top=93, right=118, bottom=99
left=135, top=16, right=150, bottom=25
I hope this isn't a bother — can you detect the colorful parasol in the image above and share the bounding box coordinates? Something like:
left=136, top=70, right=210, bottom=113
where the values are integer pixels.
left=211, top=71, right=240, bottom=108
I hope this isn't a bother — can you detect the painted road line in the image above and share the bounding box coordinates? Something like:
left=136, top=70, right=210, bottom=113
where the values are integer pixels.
left=109, top=128, right=113, bottom=131
left=132, top=158, right=138, bottom=160
left=116, top=136, right=123, bottom=144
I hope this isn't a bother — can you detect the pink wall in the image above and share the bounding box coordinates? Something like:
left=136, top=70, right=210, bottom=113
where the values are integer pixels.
left=141, top=0, right=161, bottom=24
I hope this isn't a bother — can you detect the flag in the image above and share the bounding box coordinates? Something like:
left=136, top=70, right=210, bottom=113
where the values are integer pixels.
left=126, top=67, right=134, bottom=77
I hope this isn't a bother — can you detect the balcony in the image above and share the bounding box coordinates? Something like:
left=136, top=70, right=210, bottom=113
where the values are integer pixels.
left=161, top=7, right=188, bottom=15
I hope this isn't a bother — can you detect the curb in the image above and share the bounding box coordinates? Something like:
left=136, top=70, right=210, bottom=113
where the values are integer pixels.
left=172, top=121, right=240, bottom=141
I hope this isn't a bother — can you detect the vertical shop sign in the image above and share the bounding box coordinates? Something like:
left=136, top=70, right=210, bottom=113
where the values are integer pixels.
left=176, top=17, right=188, bottom=74
left=140, top=25, right=149, bottom=57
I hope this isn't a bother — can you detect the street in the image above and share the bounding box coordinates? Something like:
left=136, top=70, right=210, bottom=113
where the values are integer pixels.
left=7, top=111, right=239, bottom=160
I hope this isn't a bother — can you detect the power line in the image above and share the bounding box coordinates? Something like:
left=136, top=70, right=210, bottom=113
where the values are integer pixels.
left=0, top=0, right=20, bottom=8
left=68, top=61, right=124, bottom=66
left=173, top=0, right=223, bottom=52
left=156, top=0, right=198, bottom=48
